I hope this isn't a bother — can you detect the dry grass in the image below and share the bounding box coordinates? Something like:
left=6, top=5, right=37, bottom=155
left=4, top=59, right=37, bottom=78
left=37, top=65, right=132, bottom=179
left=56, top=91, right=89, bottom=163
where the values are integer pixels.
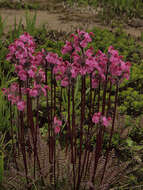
left=1, top=126, right=131, bottom=190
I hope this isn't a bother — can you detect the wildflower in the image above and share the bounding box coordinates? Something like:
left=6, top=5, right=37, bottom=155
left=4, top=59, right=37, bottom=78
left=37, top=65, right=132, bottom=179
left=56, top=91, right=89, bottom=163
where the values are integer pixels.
left=28, top=69, right=36, bottom=78
left=61, top=41, right=73, bottom=55
left=17, top=101, right=25, bottom=111
left=102, top=116, right=111, bottom=127
left=18, top=70, right=27, bottom=81
left=54, top=126, right=61, bottom=134
left=108, top=46, right=131, bottom=81
left=92, top=112, right=101, bottom=124
left=29, top=88, right=38, bottom=97
left=92, top=112, right=111, bottom=127
left=53, top=116, right=62, bottom=134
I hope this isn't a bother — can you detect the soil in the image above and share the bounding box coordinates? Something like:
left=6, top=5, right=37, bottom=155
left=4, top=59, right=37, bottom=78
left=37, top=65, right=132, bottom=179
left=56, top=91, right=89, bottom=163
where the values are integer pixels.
left=0, top=0, right=143, bottom=40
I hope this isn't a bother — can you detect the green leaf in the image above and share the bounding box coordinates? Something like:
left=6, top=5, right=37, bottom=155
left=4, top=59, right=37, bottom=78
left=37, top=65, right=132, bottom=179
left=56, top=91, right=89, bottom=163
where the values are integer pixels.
left=126, top=138, right=134, bottom=147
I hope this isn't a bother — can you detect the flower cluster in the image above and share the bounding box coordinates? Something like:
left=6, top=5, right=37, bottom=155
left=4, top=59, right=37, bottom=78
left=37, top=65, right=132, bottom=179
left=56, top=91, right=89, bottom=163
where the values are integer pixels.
left=108, top=46, right=131, bottom=81
left=92, top=112, right=111, bottom=127
left=3, top=30, right=131, bottom=121
left=54, top=30, right=131, bottom=88
left=2, top=31, right=132, bottom=189
left=54, top=30, right=95, bottom=86
left=7, top=32, right=36, bottom=81
left=2, top=83, right=26, bottom=111
left=53, top=116, right=62, bottom=134
left=4, top=33, right=50, bottom=111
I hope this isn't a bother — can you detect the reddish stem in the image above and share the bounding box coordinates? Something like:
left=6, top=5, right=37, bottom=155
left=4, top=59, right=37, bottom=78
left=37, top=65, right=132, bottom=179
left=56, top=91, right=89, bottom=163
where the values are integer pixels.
left=76, top=75, right=86, bottom=190
left=101, top=82, right=119, bottom=184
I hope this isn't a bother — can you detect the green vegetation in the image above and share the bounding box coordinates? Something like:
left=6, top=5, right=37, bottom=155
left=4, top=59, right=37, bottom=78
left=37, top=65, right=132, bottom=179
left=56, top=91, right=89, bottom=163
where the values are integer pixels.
left=1, top=0, right=143, bottom=21
left=66, top=0, right=143, bottom=19
left=0, top=0, right=40, bottom=10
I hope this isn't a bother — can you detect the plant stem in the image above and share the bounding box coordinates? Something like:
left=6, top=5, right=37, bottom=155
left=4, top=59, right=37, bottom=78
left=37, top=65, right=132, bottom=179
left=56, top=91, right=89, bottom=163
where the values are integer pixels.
left=76, top=75, right=86, bottom=190
left=50, top=67, right=53, bottom=164
left=100, top=81, right=119, bottom=184
left=53, top=77, right=56, bottom=190
left=91, top=62, right=109, bottom=186
left=19, top=81, right=29, bottom=184
left=80, top=74, right=92, bottom=182
left=71, top=79, right=76, bottom=190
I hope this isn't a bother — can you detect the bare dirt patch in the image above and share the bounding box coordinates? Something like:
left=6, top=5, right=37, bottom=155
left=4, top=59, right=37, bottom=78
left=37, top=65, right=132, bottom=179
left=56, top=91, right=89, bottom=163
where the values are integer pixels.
left=0, top=1, right=143, bottom=40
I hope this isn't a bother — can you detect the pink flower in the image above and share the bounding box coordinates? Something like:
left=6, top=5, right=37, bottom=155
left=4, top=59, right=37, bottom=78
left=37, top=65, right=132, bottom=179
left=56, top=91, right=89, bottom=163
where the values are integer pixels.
left=70, top=30, right=93, bottom=51
left=71, top=66, right=79, bottom=78
left=85, top=47, right=94, bottom=57
left=85, top=57, right=97, bottom=73
left=61, top=78, right=69, bottom=87
left=10, top=83, right=18, bottom=92
left=108, top=46, right=131, bottom=82
left=6, top=53, right=12, bottom=61
left=92, top=77, right=99, bottom=88
left=17, top=101, right=25, bottom=111
left=44, top=85, right=50, bottom=90
left=79, top=66, right=87, bottom=75
left=15, top=40, right=25, bottom=49
left=19, top=32, right=35, bottom=48
left=61, top=41, right=73, bottom=55
left=41, top=87, right=46, bottom=96
left=92, top=112, right=111, bottom=127
left=40, top=85, right=50, bottom=96
left=32, top=52, right=44, bottom=66
left=8, top=94, right=13, bottom=101
left=15, top=50, right=24, bottom=59
left=80, top=39, right=88, bottom=48
left=78, top=29, right=92, bottom=48
left=92, top=112, right=101, bottom=124
left=54, top=126, right=60, bottom=134
left=14, top=65, right=23, bottom=73
left=28, top=69, right=35, bottom=78
left=7, top=44, right=16, bottom=55
left=102, top=116, right=111, bottom=127
left=54, top=116, right=62, bottom=134
left=7, top=33, right=35, bottom=66
left=18, top=70, right=27, bottom=81
left=54, top=116, right=62, bottom=126
left=46, top=52, right=59, bottom=65
left=29, top=88, right=38, bottom=97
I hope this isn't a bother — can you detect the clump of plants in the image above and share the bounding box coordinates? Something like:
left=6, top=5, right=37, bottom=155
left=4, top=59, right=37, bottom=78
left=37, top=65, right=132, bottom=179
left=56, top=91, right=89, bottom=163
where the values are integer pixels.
left=1, top=29, right=131, bottom=190
left=0, top=0, right=40, bottom=10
